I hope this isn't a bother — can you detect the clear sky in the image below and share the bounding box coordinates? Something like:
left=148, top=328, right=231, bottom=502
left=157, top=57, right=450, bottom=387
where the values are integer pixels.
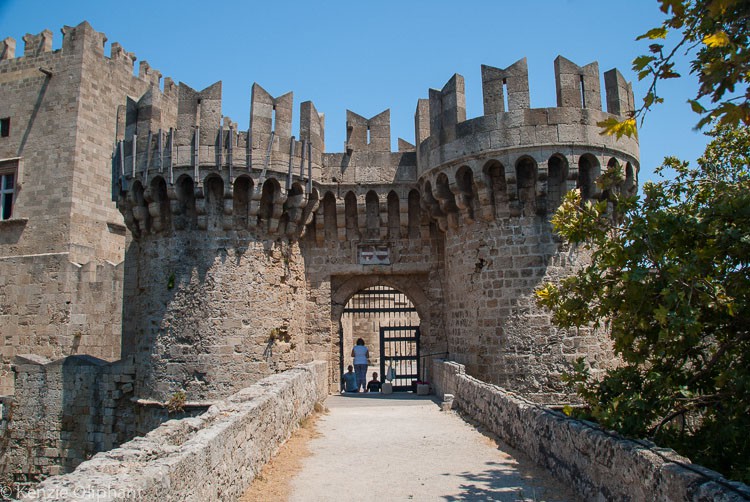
left=0, top=0, right=710, bottom=185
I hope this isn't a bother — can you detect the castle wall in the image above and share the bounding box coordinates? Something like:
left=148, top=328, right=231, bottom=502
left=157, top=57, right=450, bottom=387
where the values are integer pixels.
left=129, top=236, right=312, bottom=402
left=441, top=217, right=614, bottom=402
left=0, top=255, right=123, bottom=395
left=0, top=22, right=176, bottom=394
left=1, top=354, right=137, bottom=482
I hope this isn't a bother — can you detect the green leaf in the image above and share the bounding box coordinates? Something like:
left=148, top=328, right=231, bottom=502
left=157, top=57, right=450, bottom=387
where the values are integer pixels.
left=633, top=55, right=657, bottom=71
left=637, top=27, right=669, bottom=41
left=688, top=99, right=707, bottom=113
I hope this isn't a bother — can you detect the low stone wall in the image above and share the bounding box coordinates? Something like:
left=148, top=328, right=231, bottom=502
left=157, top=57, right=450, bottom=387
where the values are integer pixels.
left=432, top=359, right=750, bottom=502
left=20, top=361, right=328, bottom=501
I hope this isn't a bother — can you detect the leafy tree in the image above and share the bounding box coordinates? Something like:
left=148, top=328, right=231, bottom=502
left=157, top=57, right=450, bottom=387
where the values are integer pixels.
left=600, top=0, right=750, bottom=138
left=536, top=124, right=750, bottom=482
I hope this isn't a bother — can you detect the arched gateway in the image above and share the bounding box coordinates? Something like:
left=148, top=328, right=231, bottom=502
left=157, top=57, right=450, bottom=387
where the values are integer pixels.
left=114, top=56, right=638, bottom=413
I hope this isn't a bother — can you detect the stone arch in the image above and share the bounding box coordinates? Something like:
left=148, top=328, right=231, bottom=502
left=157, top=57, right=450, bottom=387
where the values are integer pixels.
left=344, top=191, right=359, bottom=240
left=331, top=275, right=435, bottom=392
left=233, top=175, right=254, bottom=229
left=322, top=191, right=337, bottom=242
left=258, top=177, right=280, bottom=230
left=515, top=156, right=537, bottom=215
left=547, top=154, right=569, bottom=212
left=365, top=190, right=380, bottom=240
left=148, top=176, right=170, bottom=233
left=483, top=159, right=507, bottom=218
left=387, top=190, right=401, bottom=239
left=407, top=189, right=421, bottom=239
left=204, top=175, right=224, bottom=231
left=578, top=153, right=600, bottom=201
left=455, top=165, right=476, bottom=221
left=173, top=174, right=196, bottom=230
left=331, top=275, right=432, bottom=339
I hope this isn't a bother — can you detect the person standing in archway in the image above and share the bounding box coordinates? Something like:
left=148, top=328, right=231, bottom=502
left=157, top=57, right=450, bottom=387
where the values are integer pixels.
left=352, top=338, right=370, bottom=392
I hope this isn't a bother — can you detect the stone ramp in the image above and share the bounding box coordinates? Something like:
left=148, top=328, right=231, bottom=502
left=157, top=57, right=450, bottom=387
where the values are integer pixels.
left=288, top=393, right=578, bottom=502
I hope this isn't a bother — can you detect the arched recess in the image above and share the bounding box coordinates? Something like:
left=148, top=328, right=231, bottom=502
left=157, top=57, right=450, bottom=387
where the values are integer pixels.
left=605, top=157, right=621, bottom=199
left=421, top=180, right=446, bottom=230
left=387, top=191, right=401, bottom=239
left=624, top=162, right=636, bottom=196
left=284, top=182, right=305, bottom=234
left=130, top=180, right=150, bottom=234
left=322, top=191, right=337, bottom=242
left=484, top=160, right=507, bottom=217
left=258, top=178, right=280, bottom=230
left=233, top=176, right=254, bottom=229
left=149, top=176, right=170, bottom=233
left=435, top=173, right=459, bottom=214
left=515, top=156, right=537, bottom=215
left=204, top=175, right=224, bottom=231
left=331, top=274, right=435, bottom=391
left=174, top=174, right=197, bottom=230
left=407, top=189, right=421, bottom=239
left=547, top=154, right=568, bottom=212
left=365, top=190, right=381, bottom=240
left=578, top=153, right=600, bottom=200
left=455, top=165, right=476, bottom=221
left=345, top=191, right=359, bottom=240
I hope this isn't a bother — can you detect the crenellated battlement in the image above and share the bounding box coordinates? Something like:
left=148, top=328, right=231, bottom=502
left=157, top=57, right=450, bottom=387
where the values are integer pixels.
left=0, top=22, right=170, bottom=93
left=113, top=55, right=639, bottom=246
left=418, top=57, right=636, bottom=165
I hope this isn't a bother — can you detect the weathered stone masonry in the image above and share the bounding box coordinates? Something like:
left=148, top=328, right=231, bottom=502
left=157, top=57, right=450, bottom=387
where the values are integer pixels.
left=432, top=359, right=750, bottom=502
left=0, top=21, right=642, bottom=482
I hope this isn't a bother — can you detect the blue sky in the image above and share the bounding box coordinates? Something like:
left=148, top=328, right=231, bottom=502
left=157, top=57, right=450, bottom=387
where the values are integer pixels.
left=0, top=0, right=710, bottom=185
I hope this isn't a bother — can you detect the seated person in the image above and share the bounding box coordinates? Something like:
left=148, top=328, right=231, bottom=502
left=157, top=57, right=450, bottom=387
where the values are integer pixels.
left=341, top=365, right=359, bottom=393
left=366, top=372, right=382, bottom=393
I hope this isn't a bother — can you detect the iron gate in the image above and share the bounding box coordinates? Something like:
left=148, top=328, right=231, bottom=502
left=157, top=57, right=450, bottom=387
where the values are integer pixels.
left=380, top=325, right=420, bottom=391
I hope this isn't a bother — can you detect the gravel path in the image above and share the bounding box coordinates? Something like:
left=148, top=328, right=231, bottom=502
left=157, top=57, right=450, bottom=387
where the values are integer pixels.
left=288, top=393, right=578, bottom=502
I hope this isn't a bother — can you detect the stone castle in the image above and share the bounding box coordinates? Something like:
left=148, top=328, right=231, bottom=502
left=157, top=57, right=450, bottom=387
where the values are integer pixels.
left=0, top=21, right=639, bottom=480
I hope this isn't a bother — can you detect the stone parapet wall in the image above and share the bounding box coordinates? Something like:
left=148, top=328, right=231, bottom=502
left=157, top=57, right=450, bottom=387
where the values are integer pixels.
left=432, top=359, right=750, bottom=501
left=21, top=361, right=328, bottom=502
left=1, top=355, right=137, bottom=481
left=0, top=254, right=123, bottom=395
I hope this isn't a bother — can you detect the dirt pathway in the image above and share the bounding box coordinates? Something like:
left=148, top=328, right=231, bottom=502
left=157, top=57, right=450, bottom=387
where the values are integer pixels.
left=241, top=393, right=578, bottom=501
